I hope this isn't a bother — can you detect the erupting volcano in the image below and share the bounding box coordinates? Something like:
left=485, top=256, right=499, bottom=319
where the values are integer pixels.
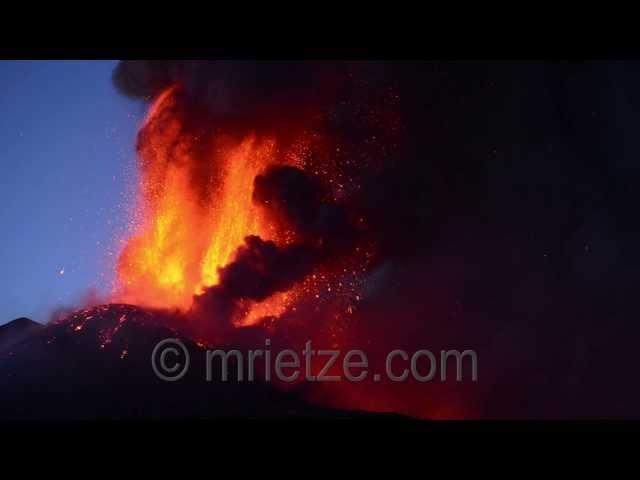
left=7, top=60, right=637, bottom=421
left=112, top=81, right=372, bottom=331
left=1, top=61, right=491, bottom=420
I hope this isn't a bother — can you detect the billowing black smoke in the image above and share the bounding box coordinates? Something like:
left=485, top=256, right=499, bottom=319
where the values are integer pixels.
left=111, top=60, right=640, bottom=418
left=113, top=60, right=340, bottom=127
left=192, top=164, right=359, bottom=329
left=253, top=165, right=357, bottom=249
left=192, top=235, right=318, bottom=327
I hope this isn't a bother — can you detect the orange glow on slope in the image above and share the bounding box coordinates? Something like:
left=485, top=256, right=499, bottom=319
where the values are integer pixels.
left=113, top=87, right=287, bottom=313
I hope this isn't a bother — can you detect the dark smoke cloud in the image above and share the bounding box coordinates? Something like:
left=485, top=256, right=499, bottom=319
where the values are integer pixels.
left=216, top=235, right=317, bottom=302
left=111, top=60, right=640, bottom=418
left=113, top=60, right=338, bottom=123
left=112, top=60, right=179, bottom=99
left=193, top=165, right=359, bottom=327
left=191, top=236, right=317, bottom=328
left=253, top=165, right=357, bottom=249
left=253, top=166, right=325, bottom=232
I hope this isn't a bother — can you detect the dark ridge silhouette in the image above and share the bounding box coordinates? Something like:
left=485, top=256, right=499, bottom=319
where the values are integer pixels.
left=0, top=304, right=406, bottom=420
left=0, top=317, right=43, bottom=353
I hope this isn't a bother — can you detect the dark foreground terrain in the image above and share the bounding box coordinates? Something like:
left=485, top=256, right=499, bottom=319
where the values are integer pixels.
left=0, top=304, right=401, bottom=420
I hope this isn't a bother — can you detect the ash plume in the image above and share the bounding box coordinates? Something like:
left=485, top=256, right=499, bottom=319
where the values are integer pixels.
left=107, top=60, right=640, bottom=419
left=191, top=236, right=317, bottom=327
left=217, top=236, right=317, bottom=301
left=192, top=164, right=359, bottom=328
left=113, top=60, right=336, bottom=123
left=253, top=165, right=357, bottom=248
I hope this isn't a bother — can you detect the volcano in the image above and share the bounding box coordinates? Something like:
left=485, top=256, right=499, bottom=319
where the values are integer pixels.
left=4, top=61, right=640, bottom=421
left=0, top=304, right=403, bottom=420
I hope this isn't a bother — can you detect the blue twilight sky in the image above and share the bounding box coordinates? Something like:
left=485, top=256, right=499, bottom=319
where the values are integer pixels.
left=0, top=60, right=146, bottom=325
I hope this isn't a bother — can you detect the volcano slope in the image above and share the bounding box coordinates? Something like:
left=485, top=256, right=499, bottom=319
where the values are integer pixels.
left=0, top=304, right=401, bottom=420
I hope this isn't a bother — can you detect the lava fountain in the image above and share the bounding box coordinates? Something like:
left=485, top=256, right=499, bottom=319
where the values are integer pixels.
left=107, top=73, right=442, bottom=418
left=113, top=86, right=301, bottom=315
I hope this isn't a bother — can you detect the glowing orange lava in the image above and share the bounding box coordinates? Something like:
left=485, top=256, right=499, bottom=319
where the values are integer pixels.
left=113, top=87, right=291, bottom=315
